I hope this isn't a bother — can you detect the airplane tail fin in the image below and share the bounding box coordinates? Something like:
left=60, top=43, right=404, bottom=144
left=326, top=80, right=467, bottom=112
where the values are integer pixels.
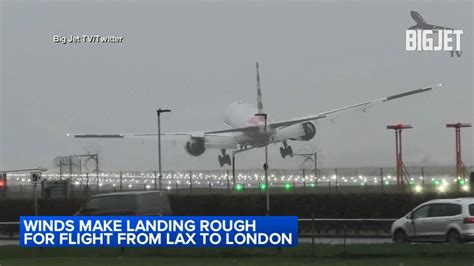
left=256, top=61, right=264, bottom=114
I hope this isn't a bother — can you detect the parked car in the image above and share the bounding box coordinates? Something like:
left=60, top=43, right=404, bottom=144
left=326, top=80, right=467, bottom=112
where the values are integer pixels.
left=391, top=198, right=474, bottom=243
left=75, top=191, right=172, bottom=216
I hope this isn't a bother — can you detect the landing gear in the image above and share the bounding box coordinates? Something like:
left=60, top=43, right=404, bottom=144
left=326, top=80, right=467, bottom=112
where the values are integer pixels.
left=218, top=149, right=231, bottom=167
left=280, top=141, right=293, bottom=158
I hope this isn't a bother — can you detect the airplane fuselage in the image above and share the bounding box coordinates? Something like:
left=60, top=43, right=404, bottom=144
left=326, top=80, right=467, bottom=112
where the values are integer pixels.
left=224, top=101, right=273, bottom=147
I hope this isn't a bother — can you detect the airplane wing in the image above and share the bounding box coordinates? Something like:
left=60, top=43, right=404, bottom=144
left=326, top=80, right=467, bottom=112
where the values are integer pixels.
left=268, top=84, right=441, bottom=129
left=408, top=25, right=421, bottom=30
left=70, top=132, right=237, bottom=150
left=430, top=25, right=453, bottom=30
left=409, top=25, right=453, bottom=30
left=70, top=132, right=192, bottom=138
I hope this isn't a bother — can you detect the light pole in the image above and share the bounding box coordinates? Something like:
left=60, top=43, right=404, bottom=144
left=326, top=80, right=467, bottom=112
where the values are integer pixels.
left=157, top=108, right=171, bottom=190
left=255, top=113, right=269, bottom=216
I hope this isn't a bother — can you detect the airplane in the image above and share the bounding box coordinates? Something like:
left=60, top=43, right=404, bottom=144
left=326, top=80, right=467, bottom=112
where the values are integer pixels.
left=409, top=11, right=453, bottom=30
left=70, top=62, right=441, bottom=167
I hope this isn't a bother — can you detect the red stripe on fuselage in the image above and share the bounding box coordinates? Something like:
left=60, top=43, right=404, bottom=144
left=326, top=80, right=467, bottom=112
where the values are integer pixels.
left=248, top=115, right=266, bottom=125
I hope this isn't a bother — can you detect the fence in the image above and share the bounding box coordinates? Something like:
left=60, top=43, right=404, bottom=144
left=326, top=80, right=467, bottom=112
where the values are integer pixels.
left=1, top=166, right=473, bottom=199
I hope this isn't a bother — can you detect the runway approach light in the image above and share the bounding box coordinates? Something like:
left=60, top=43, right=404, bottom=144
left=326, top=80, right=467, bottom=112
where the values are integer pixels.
left=414, top=185, right=423, bottom=193
left=235, top=183, right=244, bottom=192
left=438, top=184, right=447, bottom=193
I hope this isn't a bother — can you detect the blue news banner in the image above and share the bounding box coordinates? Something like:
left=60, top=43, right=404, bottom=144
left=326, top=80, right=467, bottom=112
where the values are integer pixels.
left=20, top=216, right=298, bottom=247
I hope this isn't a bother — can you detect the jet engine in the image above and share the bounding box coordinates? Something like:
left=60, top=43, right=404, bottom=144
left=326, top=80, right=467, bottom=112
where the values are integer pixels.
left=299, top=122, right=316, bottom=141
left=185, top=137, right=206, bottom=156
left=274, top=121, right=317, bottom=142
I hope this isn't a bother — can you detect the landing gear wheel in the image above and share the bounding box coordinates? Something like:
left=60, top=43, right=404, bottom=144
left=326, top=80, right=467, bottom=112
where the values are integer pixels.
left=447, top=230, right=461, bottom=243
left=223, top=154, right=231, bottom=166
left=280, top=146, right=294, bottom=158
left=218, top=154, right=231, bottom=167
left=280, top=147, right=286, bottom=158
left=393, top=230, right=408, bottom=243
left=287, top=146, right=294, bottom=157
left=218, top=155, right=224, bottom=167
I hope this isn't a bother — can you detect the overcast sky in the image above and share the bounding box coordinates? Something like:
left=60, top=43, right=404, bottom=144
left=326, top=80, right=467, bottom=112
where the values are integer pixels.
left=1, top=0, right=472, bottom=172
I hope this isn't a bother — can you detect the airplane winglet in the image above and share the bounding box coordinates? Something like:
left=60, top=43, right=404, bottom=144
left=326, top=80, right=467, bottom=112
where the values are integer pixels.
left=384, top=83, right=441, bottom=102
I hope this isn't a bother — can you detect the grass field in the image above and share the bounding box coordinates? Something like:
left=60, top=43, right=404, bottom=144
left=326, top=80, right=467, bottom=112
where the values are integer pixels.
left=1, top=244, right=474, bottom=265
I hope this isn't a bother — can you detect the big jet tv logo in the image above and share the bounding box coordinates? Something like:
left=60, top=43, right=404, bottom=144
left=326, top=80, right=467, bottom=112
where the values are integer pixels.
left=406, top=11, right=463, bottom=57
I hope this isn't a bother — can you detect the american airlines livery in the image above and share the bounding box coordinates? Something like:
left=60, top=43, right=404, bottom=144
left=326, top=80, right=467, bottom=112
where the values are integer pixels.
left=70, top=62, right=441, bottom=167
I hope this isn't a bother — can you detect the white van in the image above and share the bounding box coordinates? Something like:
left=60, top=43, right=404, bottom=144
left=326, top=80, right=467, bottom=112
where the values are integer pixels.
left=391, top=198, right=474, bottom=243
